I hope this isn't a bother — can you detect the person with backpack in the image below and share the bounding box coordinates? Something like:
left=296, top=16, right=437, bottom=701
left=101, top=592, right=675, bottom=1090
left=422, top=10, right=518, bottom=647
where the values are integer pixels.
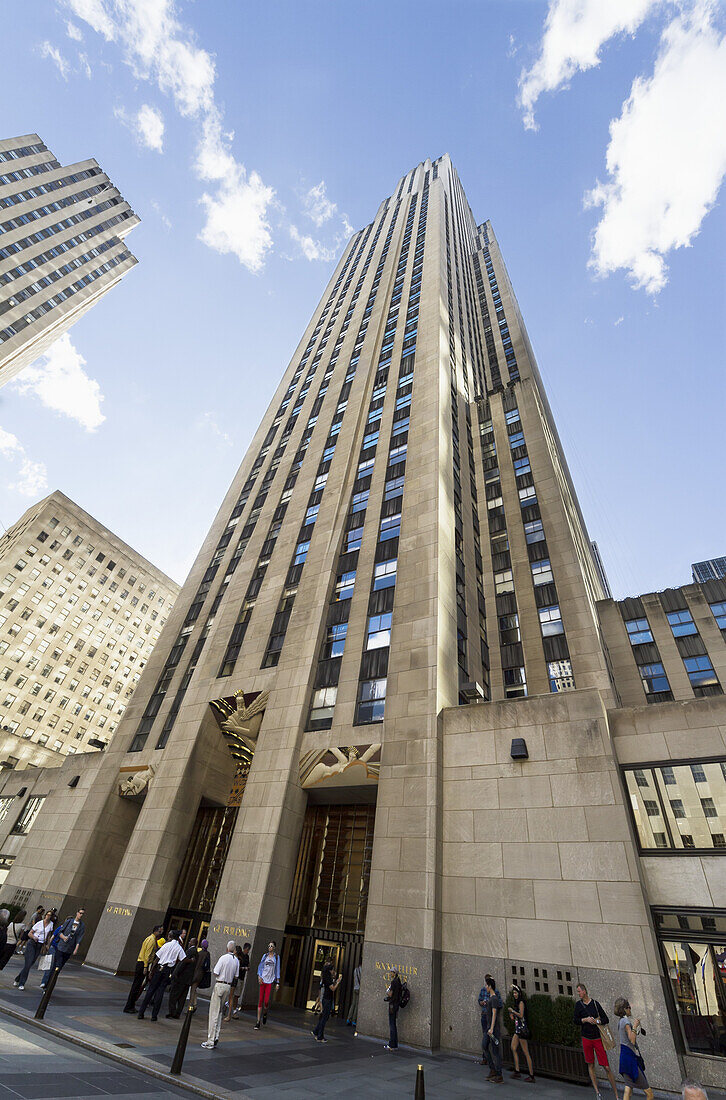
left=384, top=969, right=403, bottom=1050
left=40, top=907, right=85, bottom=988
left=0, top=908, right=26, bottom=970
left=574, top=983, right=619, bottom=1099
left=508, top=983, right=535, bottom=1082
left=189, top=937, right=211, bottom=1009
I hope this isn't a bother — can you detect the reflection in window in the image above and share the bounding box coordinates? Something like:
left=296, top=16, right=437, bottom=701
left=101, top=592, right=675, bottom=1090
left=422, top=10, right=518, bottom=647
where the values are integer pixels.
left=625, top=761, right=726, bottom=850
left=660, top=935, right=726, bottom=1059
left=10, top=795, right=45, bottom=835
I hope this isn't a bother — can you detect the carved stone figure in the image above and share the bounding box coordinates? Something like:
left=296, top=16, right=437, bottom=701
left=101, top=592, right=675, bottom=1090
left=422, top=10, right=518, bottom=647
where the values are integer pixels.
left=300, top=744, right=381, bottom=788
left=119, top=765, right=154, bottom=799
left=220, top=690, right=270, bottom=752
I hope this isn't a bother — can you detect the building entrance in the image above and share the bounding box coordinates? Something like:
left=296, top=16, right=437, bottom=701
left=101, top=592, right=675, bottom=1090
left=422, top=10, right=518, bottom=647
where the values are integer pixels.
left=280, top=802, right=375, bottom=1014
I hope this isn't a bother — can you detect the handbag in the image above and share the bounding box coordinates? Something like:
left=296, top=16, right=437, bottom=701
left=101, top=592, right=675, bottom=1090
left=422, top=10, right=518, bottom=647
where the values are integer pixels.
left=594, top=1001, right=615, bottom=1050
left=38, top=953, right=53, bottom=972
left=515, top=1017, right=530, bottom=1040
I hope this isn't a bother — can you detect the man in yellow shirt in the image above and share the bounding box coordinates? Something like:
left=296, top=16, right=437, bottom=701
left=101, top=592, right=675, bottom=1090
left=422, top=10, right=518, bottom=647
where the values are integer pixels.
left=123, top=924, right=162, bottom=1013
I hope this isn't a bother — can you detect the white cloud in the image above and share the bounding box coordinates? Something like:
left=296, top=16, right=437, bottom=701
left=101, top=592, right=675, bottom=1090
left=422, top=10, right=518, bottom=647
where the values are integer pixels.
left=614, top=316, right=624, bottom=325
left=585, top=1, right=726, bottom=292
left=151, top=199, right=172, bottom=229
left=303, top=181, right=337, bottom=227
left=68, top=0, right=274, bottom=272
left=13, top=334, right=105, bottom=431
left=289, top=225, right=337, bottom=263
left=39, top=40, right=71, bottom=79
left=66, top=20, right=83, bottom=40
left=116, top=103, right=165, bottom=152
left=0, top=428, right=48, bottom=498
left=518, top=0, right=668, bottom=130
left=78, top=51, right=92, bottom=77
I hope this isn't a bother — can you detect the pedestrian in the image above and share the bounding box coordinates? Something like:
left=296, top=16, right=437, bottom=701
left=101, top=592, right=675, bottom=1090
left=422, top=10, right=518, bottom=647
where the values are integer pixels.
left=17, top=905, right=44, bottom=949
left=509, top=983, right=535, bottom=1082
left=614, top=997, right=654, bottom=1100
left=234, top=941, right=251, bottom=1015
left=201, top=941, right=239, bottom=1050
left=123, top=924, right=163, bottom=1013
left=0, top=908, right=26, bottom=970
left=40, top=907, right=85, bottom=988
left=189, top=938, right=211, bottom=1009
left=574, top=982, right=619, bottom=1099
left=13, top=909, right=54, bottom=990
left=481, top=975, right=503, bottom=1083
left=477, top=973, right=493, bottom=1065
left=346, top=960, right=362, bottom=1027
left=253, top=940, right=280, bottom=1030
left=682, top=1080, right=708, bottom=1100
left=167, top=938, right=198, bottom=1018
left=312, top=956, right=342, bottom=1043
left=0, top=909, right=8, bottom=959
left=137, top=929, right=185, bottom=1021
left=384, top=968, right=403, bottom=1051
left=224, top=945, right=246, bottom=1021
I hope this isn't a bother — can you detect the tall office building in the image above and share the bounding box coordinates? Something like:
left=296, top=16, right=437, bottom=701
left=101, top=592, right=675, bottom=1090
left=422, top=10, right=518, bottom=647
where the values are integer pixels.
left=0, top=133, right=138, bottom=387
left=1, top=157, right=724, bottom=1091
left=693, top=556, right=726, bottom=583
left=0, top=491, right=179, bottom=770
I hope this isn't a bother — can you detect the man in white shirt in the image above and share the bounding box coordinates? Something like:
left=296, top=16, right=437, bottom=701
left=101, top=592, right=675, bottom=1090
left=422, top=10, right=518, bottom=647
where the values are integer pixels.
left=201, top=941, right=239, bottom=1049
left=137, top=929, right=186, bottom=1021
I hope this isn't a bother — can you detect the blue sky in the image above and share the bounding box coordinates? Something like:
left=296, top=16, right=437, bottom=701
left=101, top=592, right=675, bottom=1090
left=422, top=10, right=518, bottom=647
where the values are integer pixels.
left=0, top=0, right=724, bottom=598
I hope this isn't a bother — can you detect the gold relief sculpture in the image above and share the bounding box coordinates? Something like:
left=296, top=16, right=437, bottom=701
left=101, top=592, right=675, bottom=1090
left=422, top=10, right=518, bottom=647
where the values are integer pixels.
left=118, top=764, right=155, bottom=799
left=211, top=689, right=269, bottom=756
left=299, top=744, right=381, bottom=789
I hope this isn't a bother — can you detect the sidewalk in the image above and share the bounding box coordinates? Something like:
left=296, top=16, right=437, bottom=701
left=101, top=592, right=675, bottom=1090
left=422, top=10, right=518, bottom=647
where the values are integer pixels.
left=0, top=961, right=719, bottom=1099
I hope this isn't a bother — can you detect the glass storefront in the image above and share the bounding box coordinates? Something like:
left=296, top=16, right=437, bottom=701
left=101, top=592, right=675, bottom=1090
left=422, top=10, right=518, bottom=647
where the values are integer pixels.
left=654, top=908, right=726, bottom=1059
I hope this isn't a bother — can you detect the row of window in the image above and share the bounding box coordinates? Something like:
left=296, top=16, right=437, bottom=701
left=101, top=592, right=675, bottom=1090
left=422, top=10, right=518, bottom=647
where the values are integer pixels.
left=623, top=599, right=723, bottom=701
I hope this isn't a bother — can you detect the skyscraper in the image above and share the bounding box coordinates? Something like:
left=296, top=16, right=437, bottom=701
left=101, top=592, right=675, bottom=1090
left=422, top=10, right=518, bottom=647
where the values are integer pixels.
left=2, top=156, right=724, bottom=1090
left=0, top=491, right=179, bottom=770
left=693, top=556, right=726, bottom=583
left=0, top=134, right=138, bottom=387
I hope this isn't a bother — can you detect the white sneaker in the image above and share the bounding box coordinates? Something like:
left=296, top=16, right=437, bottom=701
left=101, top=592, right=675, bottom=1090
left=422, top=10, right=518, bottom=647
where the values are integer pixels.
left=18, top=985, right=24, bottom=991
left=200, top=1041, right=215, bottom=1049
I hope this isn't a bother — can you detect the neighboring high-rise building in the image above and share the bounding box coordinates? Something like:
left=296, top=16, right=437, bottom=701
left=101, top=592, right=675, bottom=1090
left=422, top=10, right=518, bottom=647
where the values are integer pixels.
left=693, top=556, right=726, bottom=583
left=1, top=157, right=724, bottom=1092
left=0, top=491, right=178, bottom=770
left=0, top=134, right=138, bottom=387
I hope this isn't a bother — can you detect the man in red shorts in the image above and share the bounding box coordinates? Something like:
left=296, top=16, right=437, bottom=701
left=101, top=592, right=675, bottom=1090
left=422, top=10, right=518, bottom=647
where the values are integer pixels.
left=574, top=983, right=619, bottom=1099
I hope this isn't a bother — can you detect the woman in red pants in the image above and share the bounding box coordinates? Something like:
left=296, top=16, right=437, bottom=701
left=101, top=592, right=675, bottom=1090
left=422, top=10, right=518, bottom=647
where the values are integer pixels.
left=253, top=941, right=280, bottom=1029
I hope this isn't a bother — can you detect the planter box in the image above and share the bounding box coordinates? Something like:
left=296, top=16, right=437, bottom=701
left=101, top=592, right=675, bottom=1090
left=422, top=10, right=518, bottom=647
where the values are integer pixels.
left=502, top=1034, right=589, bottom=1084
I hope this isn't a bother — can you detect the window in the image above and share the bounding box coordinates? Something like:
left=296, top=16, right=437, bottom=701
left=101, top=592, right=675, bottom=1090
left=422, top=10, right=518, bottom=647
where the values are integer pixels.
left=346, top=525, right=364, bottom=552
left=373, top=559, right=397, bottom=590
left=379, top=513, right=401, bottom=541
left=633, top=769, right=649, bottom=787
left=335, top=571, right=356, bottom=601
left=524, top=520, right=545, bottom=544
left=323, top=622, right=347, bottom=659
left=638, top=662, right=670, bottom=695
left=625, top=618, right=653, bottom=645
left=293, top=540, right=310, bottom=566
left=531, top=559, right=554, bottom=586
left=662, top=765, right=676, bottom=785
left=355, top=677, right=386, bottom=723
left=709, top=600, right=726, bottom=629
left=366, top=613, right=392, bottom=650
left=670, top=799, right=686, bottom=819
left=503, top=666, right=527, bottom=698
left=539, top=605, right=564, bottom=637
left=11, top=796, right=45, bottom=835
left=308, top=685, right=337, bottom=728
left=499, top=613, right=520, bottom=646
left=656, top=912, right=726, bottom=1059
left=518, top=485, right=536, bottom=505
left=548, top=659, right=575, bottom=692
left=701, top=798, right=718, bottom=819
left=684, top=655, right=720, bottom=691
left=494, top=569, right=514, bottom=595
left=384, top=476, right=404, bottom=501
left=691, top=763, right=707, bottom=783
left=0, top=796, right=14, bottom=822
left=667, top=609, right=698, bottom=637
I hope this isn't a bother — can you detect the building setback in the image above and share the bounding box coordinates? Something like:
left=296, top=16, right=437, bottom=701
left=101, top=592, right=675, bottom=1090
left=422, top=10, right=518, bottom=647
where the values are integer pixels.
left=0, top=133, right=138, bottom=387
left=1, top=157, right=724, bottom=1092
left=0, top=491, right=179, bottom=773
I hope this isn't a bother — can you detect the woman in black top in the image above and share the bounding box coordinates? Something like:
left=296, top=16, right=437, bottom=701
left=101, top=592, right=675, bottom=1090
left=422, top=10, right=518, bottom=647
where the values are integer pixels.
left=384, top=970, right=403, bottom=1050
left=508, top=984, right=535, bottom=1082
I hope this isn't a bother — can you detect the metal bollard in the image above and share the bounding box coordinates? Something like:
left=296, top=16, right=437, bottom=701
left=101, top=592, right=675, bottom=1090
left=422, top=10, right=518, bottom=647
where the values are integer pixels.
left=414, top=1063, right=425, bottom=1099
left=170, top=1003, right=196, bottom=1076
left=35, top=967, right=61, bottom=1020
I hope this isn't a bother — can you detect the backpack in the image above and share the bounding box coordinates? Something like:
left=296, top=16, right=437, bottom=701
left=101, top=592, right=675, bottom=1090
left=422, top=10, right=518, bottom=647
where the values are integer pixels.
left=399, top=982, right=410, bottom=1009
left=199, top=953, right=211, bottom=990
